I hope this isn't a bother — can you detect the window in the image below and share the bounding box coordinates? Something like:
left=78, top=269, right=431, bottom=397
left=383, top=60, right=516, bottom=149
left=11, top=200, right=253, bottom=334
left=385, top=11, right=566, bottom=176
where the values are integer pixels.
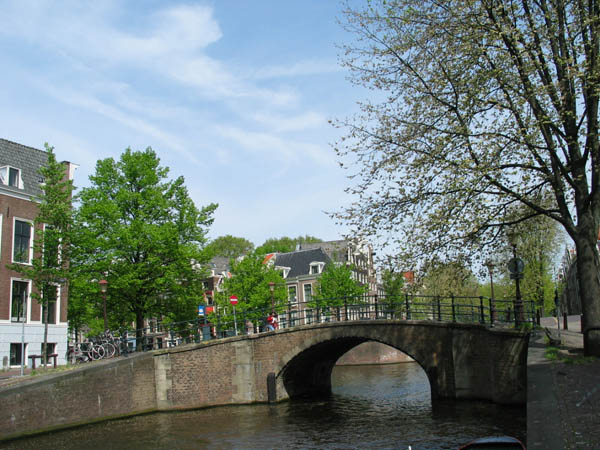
left=42, top=284, right=58, bottom=324
left=11, top=280, right=29, bottom=322
left=10, top=343, right=26, bottom=366
left=288, top=286, right=297, bottom=303
left=42, top=343, right=56, bottom=359
left=303, top=284, right=312, bottom=302
left=0, top=166, right=22, bottom=188
left=13, top=220, right=32, bottom=263
left=309, top=262, right=324, bottom=275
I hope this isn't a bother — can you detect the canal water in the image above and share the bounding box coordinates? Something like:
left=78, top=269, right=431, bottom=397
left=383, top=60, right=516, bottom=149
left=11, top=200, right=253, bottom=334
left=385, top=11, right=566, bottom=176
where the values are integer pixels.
left=2, top=362, right=525, bottom=449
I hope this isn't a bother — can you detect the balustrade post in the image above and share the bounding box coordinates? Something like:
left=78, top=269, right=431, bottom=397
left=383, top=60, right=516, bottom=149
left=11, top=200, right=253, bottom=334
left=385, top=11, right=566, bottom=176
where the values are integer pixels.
left=490, top=296, right=496, bottom=326
left=451, top=294, right=456, bottom=322
left=437, top=296, right=442, bottom=321
left=405, top=292, right=411, bottom=320
left=479, top=296, right=485, bottom=324
left=316, top=298, right=321, bottom=323
left=288, top=302, right=292, bottom=328
left=374, top=295, right=378, bottom=319
left=344, top=298, right=348, bottom=321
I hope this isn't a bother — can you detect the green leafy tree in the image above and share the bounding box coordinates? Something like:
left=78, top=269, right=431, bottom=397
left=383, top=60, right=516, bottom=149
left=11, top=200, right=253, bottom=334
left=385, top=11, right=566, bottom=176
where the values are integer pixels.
left=255, top=235, right=322, bottom=254
left=214, top=251, right=287, bottom=325
left=502, top=213, right=563, bottom=314
left=314, top=263, right=368, bottom=306
left=336, top=1, right=600, bottom=355
left=8, top=144, right=74, bottom=365
left=71, top=148, right=217, bottom=340
left=206, top=235, right=254, bottom=259
left=381, top=268, right=405, bottom=300
left=420, top=259, right=480, bottom=298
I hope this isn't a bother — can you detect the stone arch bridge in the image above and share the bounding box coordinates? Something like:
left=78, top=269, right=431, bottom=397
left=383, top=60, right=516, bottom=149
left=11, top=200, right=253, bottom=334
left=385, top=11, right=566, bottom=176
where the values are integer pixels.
left=0, top=319, right=529, bottom=440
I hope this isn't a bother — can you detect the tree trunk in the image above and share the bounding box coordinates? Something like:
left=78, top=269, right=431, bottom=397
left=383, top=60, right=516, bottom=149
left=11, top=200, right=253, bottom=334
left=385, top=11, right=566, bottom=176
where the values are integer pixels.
left=42, top=300, right=49, bottom=367
left=574, top=223, right=600, bottom=357
left=135, top=311, right=145, bottom=352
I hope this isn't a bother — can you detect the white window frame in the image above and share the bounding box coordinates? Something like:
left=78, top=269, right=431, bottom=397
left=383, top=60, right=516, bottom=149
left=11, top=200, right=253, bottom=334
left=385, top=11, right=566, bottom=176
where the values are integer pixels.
left=288, top=286, right=297, bottom=303
left=309, top=261, right=325, bottom=275
left=0, top=165, right=24, bottom=189
left=10, top=278, right=32, bottom=323
left=12, top=217, right=34, bottom=265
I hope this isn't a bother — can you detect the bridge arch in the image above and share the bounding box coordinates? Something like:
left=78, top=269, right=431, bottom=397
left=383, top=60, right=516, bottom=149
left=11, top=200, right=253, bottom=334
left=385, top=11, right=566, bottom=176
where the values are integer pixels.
left=273, top=324, right=440, bottom=400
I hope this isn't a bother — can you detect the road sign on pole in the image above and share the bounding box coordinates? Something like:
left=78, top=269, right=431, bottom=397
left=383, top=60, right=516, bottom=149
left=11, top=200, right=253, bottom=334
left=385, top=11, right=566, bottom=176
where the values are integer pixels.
left=197, top=305, right=205, bottom=316
left=229, top=295, right=238, bottom=305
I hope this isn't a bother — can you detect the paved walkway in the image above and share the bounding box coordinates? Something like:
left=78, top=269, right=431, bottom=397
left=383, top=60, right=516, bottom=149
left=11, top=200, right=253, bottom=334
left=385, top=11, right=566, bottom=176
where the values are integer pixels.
left=528, top=316, right=600, bottom=449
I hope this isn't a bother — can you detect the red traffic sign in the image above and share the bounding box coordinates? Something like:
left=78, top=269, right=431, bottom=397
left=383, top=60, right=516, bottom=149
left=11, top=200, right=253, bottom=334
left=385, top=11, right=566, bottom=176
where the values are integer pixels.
left=229, top=295, right=238, bottom=305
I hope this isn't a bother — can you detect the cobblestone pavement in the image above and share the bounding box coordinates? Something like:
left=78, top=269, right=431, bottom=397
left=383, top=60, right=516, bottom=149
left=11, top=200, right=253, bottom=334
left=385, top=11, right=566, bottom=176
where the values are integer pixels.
left=552, top=356, right=600, bottom=449
left=529, top=317, right=600, bottom=450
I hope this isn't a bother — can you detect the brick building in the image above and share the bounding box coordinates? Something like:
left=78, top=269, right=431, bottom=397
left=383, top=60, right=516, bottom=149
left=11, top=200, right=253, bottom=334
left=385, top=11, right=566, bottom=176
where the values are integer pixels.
left=0, top=139, right=76, bottom=368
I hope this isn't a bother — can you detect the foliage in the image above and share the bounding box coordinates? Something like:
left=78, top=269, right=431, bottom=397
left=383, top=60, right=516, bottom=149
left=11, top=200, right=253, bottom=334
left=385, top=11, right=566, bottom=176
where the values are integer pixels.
left=335, top=0, right=600, bottom=354
left=70, top=148, right=217, bottom=334
left=255, top=235, right=322, bottom=254
left=314, top=262, right=368, bottom=306
left=8, top=144, right=74, bottom=364
left=419, top=258, right=479, bottom=298
left=206, top=235, right=254, bottom=259
left=213, top=251, right=287, bottom=323
left=381, top=268, right=404, bottom=300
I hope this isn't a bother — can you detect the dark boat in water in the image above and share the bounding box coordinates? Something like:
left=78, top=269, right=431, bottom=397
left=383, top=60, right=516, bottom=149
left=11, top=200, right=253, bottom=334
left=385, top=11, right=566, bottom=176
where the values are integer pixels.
left=459, top=436, right=526, bottom=449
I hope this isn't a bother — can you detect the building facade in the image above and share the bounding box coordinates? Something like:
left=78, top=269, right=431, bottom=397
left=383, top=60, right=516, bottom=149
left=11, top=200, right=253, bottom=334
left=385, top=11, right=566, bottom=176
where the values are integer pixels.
left=0, top=139, right=76, bottom=368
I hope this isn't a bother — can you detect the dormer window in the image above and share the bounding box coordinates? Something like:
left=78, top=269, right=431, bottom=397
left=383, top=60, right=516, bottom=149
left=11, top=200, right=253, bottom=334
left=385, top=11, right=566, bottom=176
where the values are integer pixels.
left=310, top=262, right=325, bottom=275
left=275, top=266, right=291, bottom=279
left=0, top=166, right=23, bottom=189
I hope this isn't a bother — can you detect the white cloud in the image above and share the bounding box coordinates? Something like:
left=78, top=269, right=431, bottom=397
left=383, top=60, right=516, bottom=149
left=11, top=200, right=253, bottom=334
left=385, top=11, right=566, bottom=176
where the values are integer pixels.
left=250, top=60, right=342, bottom=80
left=250, top=111, right=327, bottom=132
left=216, top=125, right=334, bottom=168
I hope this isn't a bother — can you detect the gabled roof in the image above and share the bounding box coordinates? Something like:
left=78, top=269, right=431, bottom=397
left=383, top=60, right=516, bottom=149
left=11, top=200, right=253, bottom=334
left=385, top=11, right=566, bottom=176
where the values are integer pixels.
left=299, top=240, right=350, bottom=262
left=0, top=138, right=49, bottom=199
left=274, top=248, right=331, bottom=278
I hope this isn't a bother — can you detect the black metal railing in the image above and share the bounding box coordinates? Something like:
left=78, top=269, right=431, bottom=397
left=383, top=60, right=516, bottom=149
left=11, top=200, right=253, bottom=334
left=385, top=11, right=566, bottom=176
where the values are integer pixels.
left=81, top=294, right=534, bottom=356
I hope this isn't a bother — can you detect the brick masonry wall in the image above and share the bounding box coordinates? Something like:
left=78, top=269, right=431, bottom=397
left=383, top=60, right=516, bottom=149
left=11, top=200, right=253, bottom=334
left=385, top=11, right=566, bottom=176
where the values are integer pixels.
left=0, top=321, right=529, bottom=440
left=0, top=352, right=156, bottom=440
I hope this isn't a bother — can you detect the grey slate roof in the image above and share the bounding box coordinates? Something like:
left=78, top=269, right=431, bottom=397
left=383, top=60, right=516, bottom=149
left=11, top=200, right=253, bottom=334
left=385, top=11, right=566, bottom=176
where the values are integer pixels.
left=274, top=248, right=331, bottom=278
left=299, top=240, right=349, bottom=263
left=0, top=138, right=48, bottom=198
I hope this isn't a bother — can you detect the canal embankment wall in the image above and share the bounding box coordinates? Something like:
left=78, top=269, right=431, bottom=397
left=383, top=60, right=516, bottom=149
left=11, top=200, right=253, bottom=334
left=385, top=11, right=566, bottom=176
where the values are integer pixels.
left=0, top=321, right=529, bottom=441
left=0, top=352, right=157, bottom=440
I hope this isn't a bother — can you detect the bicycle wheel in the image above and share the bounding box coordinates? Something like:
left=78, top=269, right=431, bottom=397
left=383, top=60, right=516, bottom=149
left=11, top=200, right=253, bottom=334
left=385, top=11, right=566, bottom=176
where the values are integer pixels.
left=102, top=342, right=116, bottom=358
left=90, top=344, right=105, bottom=360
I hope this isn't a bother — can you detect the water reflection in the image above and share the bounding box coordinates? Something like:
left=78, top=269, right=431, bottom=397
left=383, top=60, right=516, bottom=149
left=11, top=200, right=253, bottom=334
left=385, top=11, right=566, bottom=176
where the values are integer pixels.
left=2, top=362, right=525, bottom=449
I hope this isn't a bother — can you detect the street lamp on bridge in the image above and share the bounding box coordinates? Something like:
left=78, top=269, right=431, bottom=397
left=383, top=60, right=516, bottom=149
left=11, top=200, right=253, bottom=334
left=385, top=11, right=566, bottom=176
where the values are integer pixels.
left=99, top=279, right=108, bottom=332
left=268, top=281, right=275, bottom=313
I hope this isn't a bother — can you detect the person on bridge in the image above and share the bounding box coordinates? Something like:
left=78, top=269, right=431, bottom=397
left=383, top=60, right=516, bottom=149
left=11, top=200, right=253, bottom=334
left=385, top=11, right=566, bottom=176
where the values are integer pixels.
left=272, top=312, right=279, bottom=330
left=266, top=313, right=275, bottom=331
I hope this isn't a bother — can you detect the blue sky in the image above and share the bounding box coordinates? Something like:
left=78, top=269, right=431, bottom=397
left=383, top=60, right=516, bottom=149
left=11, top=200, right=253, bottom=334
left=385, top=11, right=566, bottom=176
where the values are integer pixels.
left=0, top=1, right=366, bottom=246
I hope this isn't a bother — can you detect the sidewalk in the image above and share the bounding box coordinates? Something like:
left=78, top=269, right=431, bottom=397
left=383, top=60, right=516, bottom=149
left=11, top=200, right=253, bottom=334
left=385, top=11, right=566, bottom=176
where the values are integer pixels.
left=528, top=316, right=600, bottom=449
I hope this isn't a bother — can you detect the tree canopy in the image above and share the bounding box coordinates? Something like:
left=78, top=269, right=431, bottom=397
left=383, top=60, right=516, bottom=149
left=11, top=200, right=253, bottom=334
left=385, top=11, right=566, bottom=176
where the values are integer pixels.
left=214, top=251, right=287, bottom=321
left=206, top=235, right=254, bottom=259
left=336, top=0, right=600, bottom=354
left=315, top=262, right=368, bottom=305
left=255, top=235, right=322, bottom=254
left=71, top=148, right=217, bottom=335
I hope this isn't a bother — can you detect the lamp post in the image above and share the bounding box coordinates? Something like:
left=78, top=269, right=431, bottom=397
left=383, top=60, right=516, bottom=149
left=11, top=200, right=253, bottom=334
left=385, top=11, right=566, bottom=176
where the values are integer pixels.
left=268, top=282, right=275, bottom=313
left=507, top=245, right=525, bottom=326
left=485, top=261, right=496, bottom=323
left=99, top=279, right=108, bottom=332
